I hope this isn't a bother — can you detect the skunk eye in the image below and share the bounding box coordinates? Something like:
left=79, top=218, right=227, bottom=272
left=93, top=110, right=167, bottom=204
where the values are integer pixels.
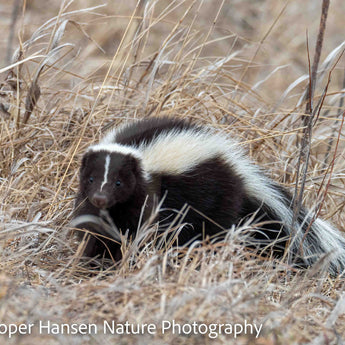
left=115, top=180, right=121, bottom=187
left=89, top=177, right=94, bottom=183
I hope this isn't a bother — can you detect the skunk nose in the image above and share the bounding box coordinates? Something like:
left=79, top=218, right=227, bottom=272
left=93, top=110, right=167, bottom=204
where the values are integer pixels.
left=92, top=193, right=108, bottom=209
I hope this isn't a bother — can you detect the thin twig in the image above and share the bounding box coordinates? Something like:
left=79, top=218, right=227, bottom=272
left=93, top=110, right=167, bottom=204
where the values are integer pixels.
left=291, top=0, right=330, bottom=237
left=305, top=0, right=330, bottom=119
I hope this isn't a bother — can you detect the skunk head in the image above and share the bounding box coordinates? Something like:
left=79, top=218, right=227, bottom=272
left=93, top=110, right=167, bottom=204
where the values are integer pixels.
left=80, top=147, right=142, bottom=209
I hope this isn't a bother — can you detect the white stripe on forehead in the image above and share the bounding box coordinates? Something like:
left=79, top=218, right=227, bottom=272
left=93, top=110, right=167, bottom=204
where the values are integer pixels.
left=100, top=155, right=110, bottom=191
left=88, top=143, right=142, bottom=160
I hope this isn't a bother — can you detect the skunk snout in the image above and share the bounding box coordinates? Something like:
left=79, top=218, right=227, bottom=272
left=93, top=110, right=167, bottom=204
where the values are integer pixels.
left=92, top=193, right=109, bottom=209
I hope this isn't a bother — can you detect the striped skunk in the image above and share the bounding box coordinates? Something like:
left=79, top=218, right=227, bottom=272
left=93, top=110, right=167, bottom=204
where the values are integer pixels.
left=72, top=116, right=345, bottom=274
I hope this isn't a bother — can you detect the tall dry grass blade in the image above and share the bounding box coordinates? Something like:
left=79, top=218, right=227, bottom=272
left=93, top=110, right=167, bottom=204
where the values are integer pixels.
left=22, top=41, right=74, bottom=124
left=305, top=0, right=330, bottom=118
left=323, top=69, right=345, bottom=169
left=291, top=1, right=330, bottom=254
left=23, top=82, right=40, bottom=124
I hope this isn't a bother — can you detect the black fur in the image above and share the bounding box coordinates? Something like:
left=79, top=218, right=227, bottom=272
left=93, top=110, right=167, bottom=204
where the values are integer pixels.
left=114, top=117, right=197, bottom=147
left=156, top=156, right=246, bottom=245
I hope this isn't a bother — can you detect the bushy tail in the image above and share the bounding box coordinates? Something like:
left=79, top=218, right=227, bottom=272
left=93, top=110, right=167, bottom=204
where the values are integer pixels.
left=266, top=185, right=345, bottom=275
left=291, top=208, right=345, bottom=275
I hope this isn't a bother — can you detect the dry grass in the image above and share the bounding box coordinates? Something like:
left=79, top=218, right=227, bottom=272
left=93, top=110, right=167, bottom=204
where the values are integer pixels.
left=1, top=0, right=345, bottom=344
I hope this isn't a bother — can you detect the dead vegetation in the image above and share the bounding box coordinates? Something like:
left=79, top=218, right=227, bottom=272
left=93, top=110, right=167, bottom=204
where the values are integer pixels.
left=0, top=0, right=345, bottom=344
